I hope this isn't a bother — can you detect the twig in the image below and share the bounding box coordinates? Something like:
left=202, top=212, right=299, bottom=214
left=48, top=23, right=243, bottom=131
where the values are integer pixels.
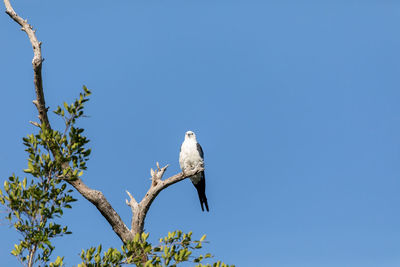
left=27, top=244, right=37, bottom=267
left=29, top=121, right=40, bottom=128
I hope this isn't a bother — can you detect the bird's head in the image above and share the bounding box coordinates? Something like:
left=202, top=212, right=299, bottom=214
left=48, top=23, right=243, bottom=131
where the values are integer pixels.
left=185, top=131, right=196, bottom=140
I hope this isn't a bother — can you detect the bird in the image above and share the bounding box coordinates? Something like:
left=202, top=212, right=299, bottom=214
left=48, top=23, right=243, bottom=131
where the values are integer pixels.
left=179, top=131, right=209, bottom=212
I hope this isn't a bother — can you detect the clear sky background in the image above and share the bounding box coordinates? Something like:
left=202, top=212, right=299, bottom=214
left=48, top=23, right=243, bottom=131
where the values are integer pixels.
left=1, top=1, right=399, bottom=266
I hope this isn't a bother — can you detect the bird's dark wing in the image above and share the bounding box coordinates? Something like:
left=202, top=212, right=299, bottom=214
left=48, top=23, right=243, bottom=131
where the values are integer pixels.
left=196, top=143, right=204, bottom=158
left=193, top=172, right=209, bottom=212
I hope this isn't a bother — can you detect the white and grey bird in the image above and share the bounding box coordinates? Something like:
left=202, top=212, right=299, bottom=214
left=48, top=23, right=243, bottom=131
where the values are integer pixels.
left=179, top=131, right=209, bottom=212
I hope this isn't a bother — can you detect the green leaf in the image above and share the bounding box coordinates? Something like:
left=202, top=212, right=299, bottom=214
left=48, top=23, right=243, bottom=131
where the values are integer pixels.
left=145, top=260, right=153, bottom=267
left=134, top=233, right=140, bottom=243
left=141, top=232, right=149, bottom=241
left=95, top=253, right=101, bottom=263
left=54, top=256, right=63, bottom=265
left=4, top=181, right=9, bottom=191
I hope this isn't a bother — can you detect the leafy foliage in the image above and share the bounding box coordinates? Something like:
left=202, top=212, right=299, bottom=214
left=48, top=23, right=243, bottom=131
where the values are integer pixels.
left=53, top=85, right=92, bottom=179
left=0, top=87, right=91, bottom=266
left=78, top=231, right=234, bottom=267
left=0, top=174, right=73, bottom=265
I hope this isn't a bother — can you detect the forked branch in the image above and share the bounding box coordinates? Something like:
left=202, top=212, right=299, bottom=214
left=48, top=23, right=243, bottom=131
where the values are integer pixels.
left=126, top=163, right=204, bottom=235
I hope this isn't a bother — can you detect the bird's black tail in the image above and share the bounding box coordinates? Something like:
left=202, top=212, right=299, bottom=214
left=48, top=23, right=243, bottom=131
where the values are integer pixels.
left=196, top=187, right=209, bottom=212
left=194, top=173, right=209, bottom=212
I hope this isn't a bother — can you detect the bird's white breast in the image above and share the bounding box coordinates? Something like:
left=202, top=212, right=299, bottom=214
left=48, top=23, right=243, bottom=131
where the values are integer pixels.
left=179, top=139, right=203, bottom=171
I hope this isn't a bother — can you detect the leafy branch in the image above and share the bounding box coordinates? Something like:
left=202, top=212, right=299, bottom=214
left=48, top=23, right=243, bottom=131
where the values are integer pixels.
left=78, top=231, right=234, bottom=267
left=0, top=87, right=92, bottom=266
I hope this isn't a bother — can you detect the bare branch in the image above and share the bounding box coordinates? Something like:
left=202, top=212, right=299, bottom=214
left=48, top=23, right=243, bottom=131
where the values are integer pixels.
left=68, top=176, right=133, bottom=242
left=126, top=190, right=138, bottom=208
left=125, top=190, right=140, bottom=232
left=126, top=190, right=139, bottom=214
left=151, top=163, right=169, bottom=187
left=27, top=244, right=37, bottom=267
left=4, top=0, right=49, bottom=128
left=162, top=166, right=204, bottom=189
left=128, top=165, right=204, bottom=235
left=29, top=121, right=40, bottom=128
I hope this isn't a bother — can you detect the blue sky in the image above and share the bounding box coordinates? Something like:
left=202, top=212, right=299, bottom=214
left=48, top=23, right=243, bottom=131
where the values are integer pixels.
left=1, top=0, right=400, bottom=266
